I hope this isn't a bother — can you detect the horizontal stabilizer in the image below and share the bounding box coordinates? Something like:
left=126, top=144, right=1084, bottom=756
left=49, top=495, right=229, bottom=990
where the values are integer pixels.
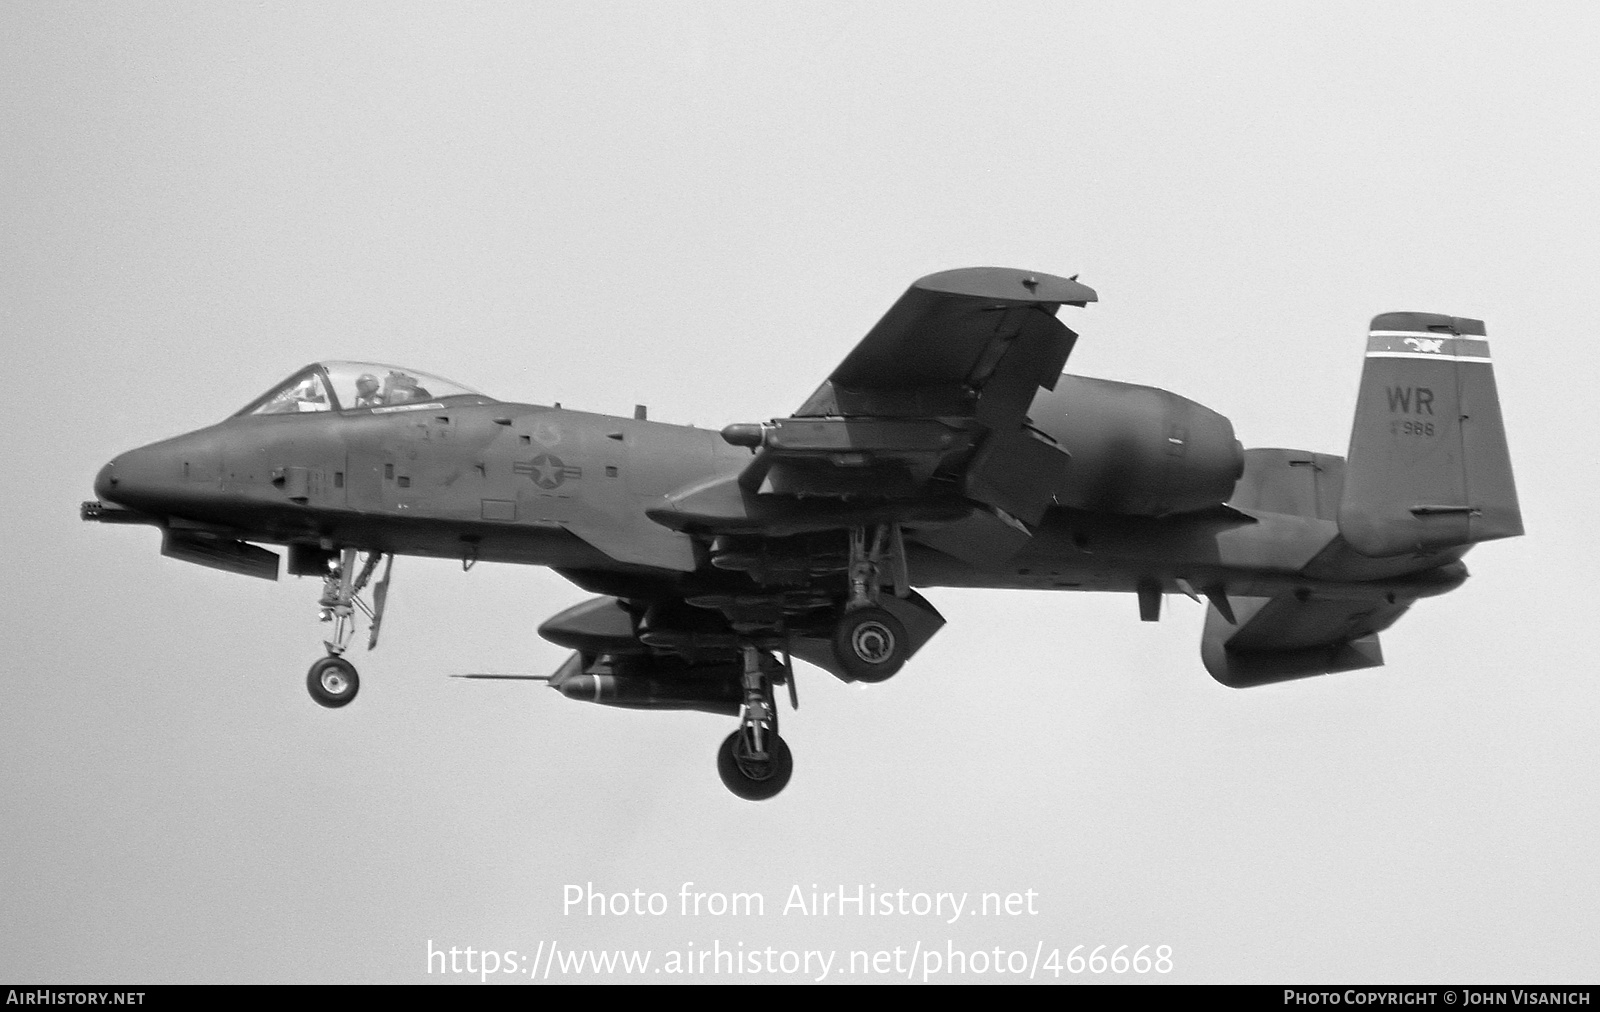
left=1201, top=591, right=1410, bottom=688
left=1229, top=449, right=1346, bottom=520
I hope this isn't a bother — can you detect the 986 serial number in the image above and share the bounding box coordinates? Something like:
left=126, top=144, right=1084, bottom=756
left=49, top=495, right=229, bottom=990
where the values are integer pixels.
left=1391, top=420, right=1436, bottom=437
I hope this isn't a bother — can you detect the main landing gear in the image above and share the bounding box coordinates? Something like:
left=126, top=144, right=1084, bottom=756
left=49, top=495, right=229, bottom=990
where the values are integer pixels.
left=305, top=547, right=393, bottom=709
left=832, top=606, right=908, bottom=682
left=711, top=523, right=914, bottom=798
left=829, top=525, right=910, bottom=682
left=717, top=644, right=794, bottom=801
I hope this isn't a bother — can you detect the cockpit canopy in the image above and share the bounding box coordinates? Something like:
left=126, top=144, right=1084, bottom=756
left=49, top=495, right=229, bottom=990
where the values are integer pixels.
left=236, top=361, right=489, bottom=417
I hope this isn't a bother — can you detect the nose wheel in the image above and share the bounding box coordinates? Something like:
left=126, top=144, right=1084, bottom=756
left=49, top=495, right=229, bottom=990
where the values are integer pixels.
left=717, top=727, right=792, bottom=800
left=717, top=643, right=794, bottom=800
left=307, top=655, right=360, bottom=708
left=304, top=548, right=392, bottom=708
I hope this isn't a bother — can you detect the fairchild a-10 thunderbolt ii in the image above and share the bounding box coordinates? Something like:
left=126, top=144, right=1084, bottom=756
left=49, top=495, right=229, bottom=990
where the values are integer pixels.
left=83, top=268, right=1522, bottom=799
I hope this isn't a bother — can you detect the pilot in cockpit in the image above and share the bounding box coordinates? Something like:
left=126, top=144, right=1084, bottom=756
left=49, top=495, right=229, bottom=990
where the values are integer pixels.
left=292, top=378, right=327, bottom=411
left=257, top=376, right=328, bottom=414
left=384, top=371, right=432, bottom=404
left=354, top=373, right=384, bottom=408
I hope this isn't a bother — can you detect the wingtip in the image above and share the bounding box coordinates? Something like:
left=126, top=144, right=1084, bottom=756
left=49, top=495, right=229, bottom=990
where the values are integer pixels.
left=913, top=267, right=1097, bottom=306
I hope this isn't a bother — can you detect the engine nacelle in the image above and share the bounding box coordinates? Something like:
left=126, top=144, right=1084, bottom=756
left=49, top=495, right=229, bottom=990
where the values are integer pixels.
left=1028, top=375, right=1244, bottom=516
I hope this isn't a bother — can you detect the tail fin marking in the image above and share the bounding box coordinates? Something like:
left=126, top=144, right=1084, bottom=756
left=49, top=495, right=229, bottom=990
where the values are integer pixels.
left=1338, top=313, right=1522, bottom=558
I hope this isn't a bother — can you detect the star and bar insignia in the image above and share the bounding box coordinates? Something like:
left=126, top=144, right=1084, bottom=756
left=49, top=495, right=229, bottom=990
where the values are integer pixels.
left=513, top=454, right=582, bottom=490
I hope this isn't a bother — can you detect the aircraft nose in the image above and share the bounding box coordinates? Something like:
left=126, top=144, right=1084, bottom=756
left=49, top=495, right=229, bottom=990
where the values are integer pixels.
left=94, top=459, right=119, bottom=501
left=94, top=444, right=185, bottom=511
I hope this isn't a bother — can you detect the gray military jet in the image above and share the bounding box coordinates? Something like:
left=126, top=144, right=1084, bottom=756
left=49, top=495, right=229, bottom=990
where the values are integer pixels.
left=82, top=268, right=1522, bottom=799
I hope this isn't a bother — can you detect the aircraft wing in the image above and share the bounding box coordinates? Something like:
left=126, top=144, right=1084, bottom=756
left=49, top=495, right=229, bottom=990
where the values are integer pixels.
left=726, top=267, right=1096, bottom=527
left=794, top=267, right=1095, bottom=421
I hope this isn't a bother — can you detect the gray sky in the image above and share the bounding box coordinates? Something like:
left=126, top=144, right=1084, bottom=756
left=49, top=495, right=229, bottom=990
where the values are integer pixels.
left=3, top=2, right=1596, bottom=984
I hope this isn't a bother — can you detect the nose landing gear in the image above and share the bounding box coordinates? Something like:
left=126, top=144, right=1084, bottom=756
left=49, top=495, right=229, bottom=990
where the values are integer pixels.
left=306, top=655, right=359, bottom=708
left=717, top=643, right=794, bottom=800
left=305, top=548, right=392, bottom=708
left=718, top=727, right=793, bottom=801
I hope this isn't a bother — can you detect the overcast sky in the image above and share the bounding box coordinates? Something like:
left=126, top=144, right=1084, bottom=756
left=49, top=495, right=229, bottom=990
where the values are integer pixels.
left=3, top=2, right=1597, bottom=984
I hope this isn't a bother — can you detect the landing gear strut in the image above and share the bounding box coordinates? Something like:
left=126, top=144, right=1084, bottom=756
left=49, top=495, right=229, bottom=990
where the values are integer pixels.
left=717, top=644, right=793, bottom=800
left=830, top=525, right=910, bottom=681
left=305, top=548, right=392, bottom=708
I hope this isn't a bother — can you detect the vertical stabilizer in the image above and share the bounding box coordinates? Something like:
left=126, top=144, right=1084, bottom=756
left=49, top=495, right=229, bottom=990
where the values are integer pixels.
left=1338, top=313, right=1522, bottom=557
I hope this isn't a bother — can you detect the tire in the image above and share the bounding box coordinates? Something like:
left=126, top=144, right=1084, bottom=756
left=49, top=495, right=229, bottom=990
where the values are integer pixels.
left=830, top=606, right=908, bottom=682
left=307, top=656, right=360, bottom=708
left=717, top=729, right=793, bottom=801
